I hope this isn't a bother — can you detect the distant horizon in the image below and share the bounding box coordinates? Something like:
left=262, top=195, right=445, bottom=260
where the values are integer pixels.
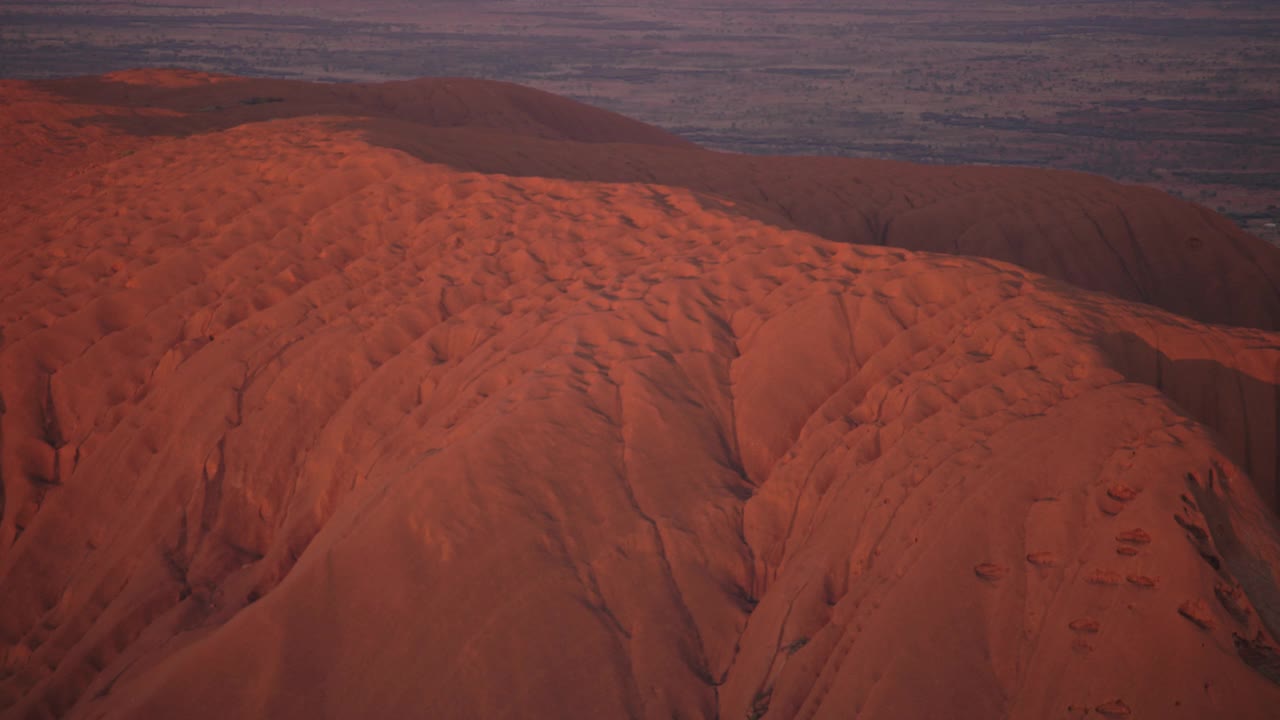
left=2, top=0, right=1277, bottom=241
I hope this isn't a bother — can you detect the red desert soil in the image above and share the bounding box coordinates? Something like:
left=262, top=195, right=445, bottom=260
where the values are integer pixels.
left=1, top=71, right=1278, bottom=719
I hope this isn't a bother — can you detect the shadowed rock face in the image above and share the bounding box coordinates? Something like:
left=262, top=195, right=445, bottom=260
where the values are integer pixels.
left=0, top=71, right=1278, bottom=720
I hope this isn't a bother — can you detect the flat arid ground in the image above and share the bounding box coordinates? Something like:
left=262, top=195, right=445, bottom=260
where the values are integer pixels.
left=1, top=69, right=1279, bottom=719
left=1, top=0, right=1277, bottom=243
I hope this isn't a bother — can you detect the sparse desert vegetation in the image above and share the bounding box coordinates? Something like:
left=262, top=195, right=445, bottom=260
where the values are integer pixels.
left=1, top=0, right=1277, bottom=242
